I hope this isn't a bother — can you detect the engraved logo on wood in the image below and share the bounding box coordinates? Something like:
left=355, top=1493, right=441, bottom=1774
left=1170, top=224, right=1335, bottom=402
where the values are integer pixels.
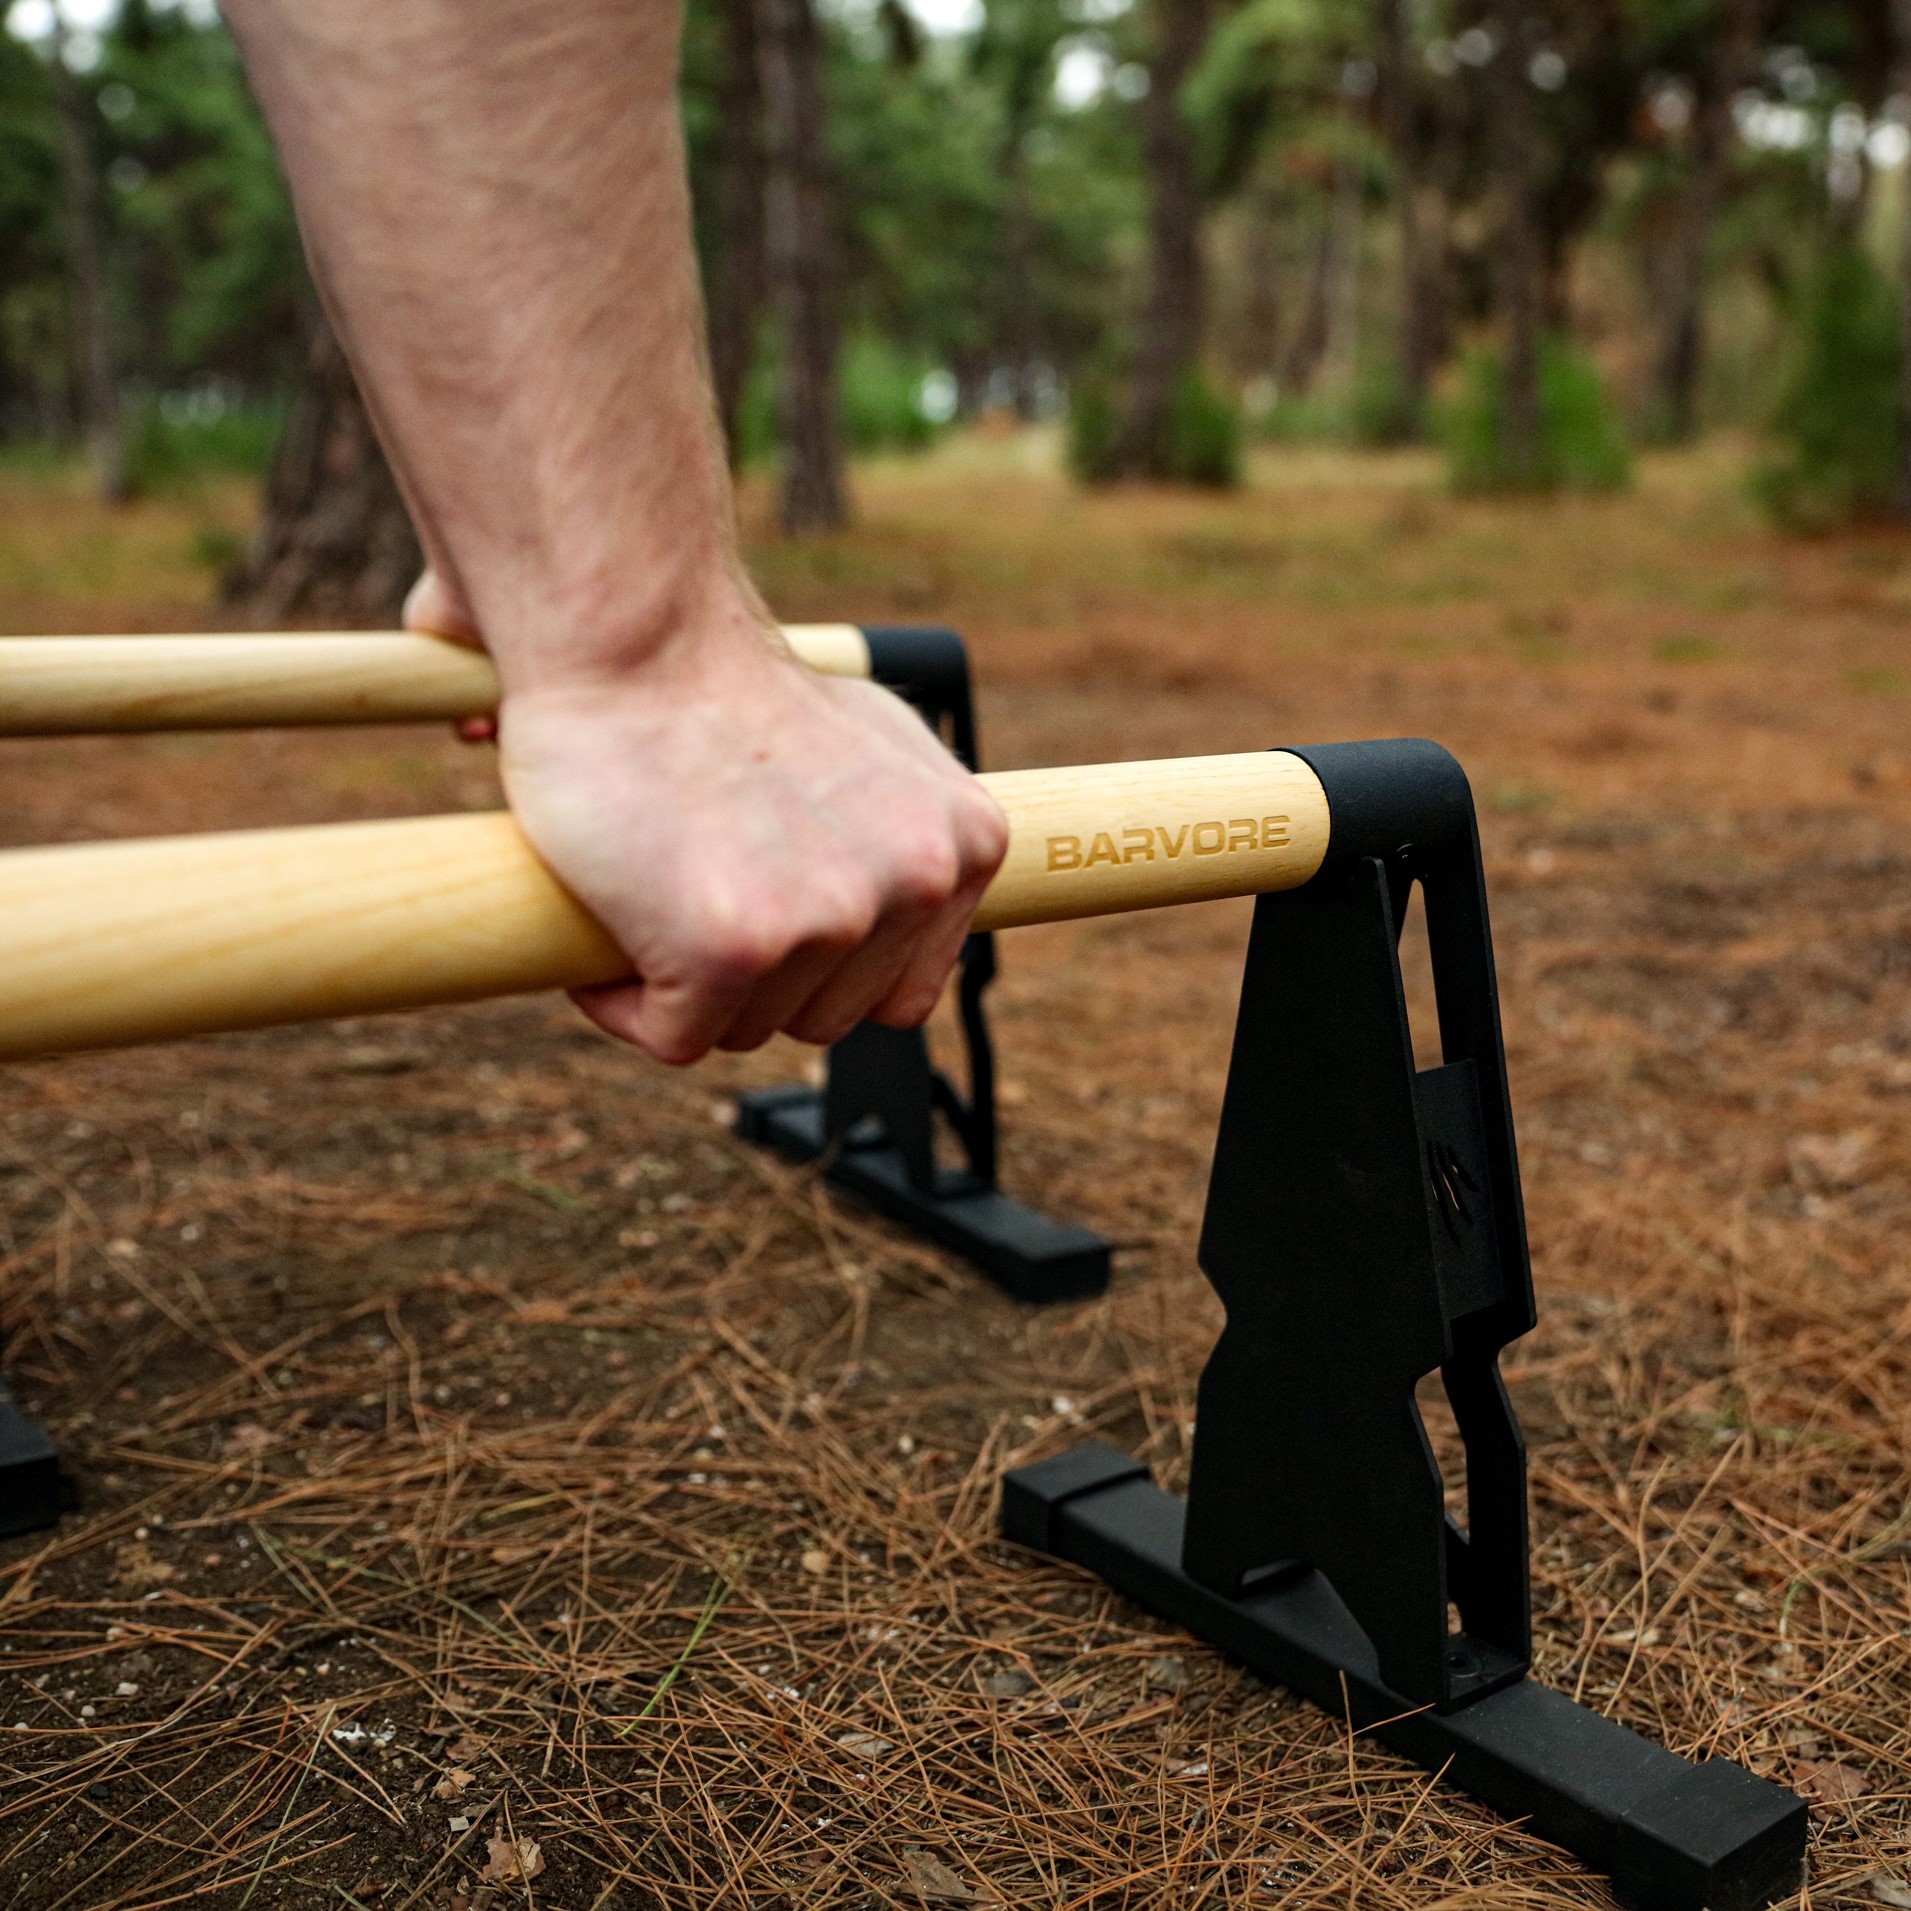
left=1046, top=816, right=1291, bottom=873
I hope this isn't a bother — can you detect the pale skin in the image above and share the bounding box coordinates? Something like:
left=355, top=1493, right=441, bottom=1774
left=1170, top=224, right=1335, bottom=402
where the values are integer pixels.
left=222, top=0, right=1007, bottom=1065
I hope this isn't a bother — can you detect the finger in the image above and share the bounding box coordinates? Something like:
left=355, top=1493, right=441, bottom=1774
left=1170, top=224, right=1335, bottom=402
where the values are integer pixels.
left=569, top=971, right=754, bottom=1066
left=865, top=903, right=973, bottom=1031
left=779, top=893, right=942, bottom=1047
left=402, top=567, right=483, bottom=645
left=709, top=935, right=866, bottom=1053
left=864, top=817, right=1005, bottom=1030
left=586, top=881, right=875, bottom=1063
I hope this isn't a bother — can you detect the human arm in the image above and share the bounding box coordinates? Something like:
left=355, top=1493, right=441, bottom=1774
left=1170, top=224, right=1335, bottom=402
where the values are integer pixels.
left=221, top=0, right=1006, bottom=1061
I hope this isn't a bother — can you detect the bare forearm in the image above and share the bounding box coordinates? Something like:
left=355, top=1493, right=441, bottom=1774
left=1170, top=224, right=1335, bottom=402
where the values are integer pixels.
left=226, top=0, right=1007, bottom=1067
left=224, top=0, right=741, bottom=689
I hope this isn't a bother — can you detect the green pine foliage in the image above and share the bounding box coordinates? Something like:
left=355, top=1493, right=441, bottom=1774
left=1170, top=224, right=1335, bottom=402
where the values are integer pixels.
left=1065, top=375, right=1121, bottom=483
left=1165, top=368, right=1242, bottom=487
left=1753, top=239, right=1904, bottom=532
left=1443, top=339, right=1632, bottom=495
left=1066, top=370, right=1241, bottom=487
left=122, top=392, right=284, bottom=495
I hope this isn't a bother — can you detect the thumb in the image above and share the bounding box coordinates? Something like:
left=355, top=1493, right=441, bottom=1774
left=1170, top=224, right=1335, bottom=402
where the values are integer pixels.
left=403, top=568, right=485, bottom=650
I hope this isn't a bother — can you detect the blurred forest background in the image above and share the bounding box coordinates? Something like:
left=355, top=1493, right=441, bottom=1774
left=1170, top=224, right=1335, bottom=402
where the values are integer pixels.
left=5, top=0, right=1911, bottom=615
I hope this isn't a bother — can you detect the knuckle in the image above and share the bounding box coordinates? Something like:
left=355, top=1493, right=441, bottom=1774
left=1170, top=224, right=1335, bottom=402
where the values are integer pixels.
left=962, top=795, right=1011, bottom=870
left=789, top=870, right=878, bottom=951
left=685, top=912, right=784, bottom=990
left=887, top=830, right=960, bottom=913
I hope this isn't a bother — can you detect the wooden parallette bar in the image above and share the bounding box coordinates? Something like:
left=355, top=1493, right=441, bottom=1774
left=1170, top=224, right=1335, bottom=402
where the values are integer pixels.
left=0, top=626, right=873, bottom=734
left=0, top=752, right=1330, bottom=1059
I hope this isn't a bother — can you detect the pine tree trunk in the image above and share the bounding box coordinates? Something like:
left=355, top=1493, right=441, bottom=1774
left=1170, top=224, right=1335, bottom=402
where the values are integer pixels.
left=1238, top=177, right=1283, bottom=383
left=708, top=0, right=768, bottom=465
left=49, top=25, right=124, bottom=503
left=1378, top=0, right=1431, bottom=428
left=1280, top=213, right=1335, bottom=395
left=1114, top=0, right=1212, bottom=478
left=758, top=0, right=847, bottom=531
left=1490, top=2, right=1545, bottom=487
left=1896, top=0, right=1911, bottom=519
left=1324, top=134, right=1364, bottom=387
left=1650, top=0, right=1761, bottom=444
left=1003, top=140, right=1043, bottom=420
left=223, top=306, right=421, bottom=626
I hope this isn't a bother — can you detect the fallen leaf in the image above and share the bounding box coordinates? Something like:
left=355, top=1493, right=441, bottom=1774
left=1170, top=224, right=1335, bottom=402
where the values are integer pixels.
left=222, top=1423, right=273, bottom=1458
left=901, top=1848, right=996, bottom=1903
left=481, top=1837, right=545, bottom=1885
left=1870, top=1879, right=1911, bottom=1909
left=799, top=1549, right=828, bottom=1575
left=1790, top=1130, right=1875, bottom=1190
left=1146, top=1655, right=1190, bottom=1691
left=489, top=1544, right=542, bottom=1567
left=980, top=1668, right=1032, bottom=1699
left=447, top=1733, right=488, bottom=1762
left=834, top=1729, right=894, bottom=1759
left=1796, top=1759, right=1865, bottom=1802
left=112, top=1543, right=176, bottom=1590
left=432, top=1768, right=477, bottom=1799
left=339, top=1046, right=417, bottom=1075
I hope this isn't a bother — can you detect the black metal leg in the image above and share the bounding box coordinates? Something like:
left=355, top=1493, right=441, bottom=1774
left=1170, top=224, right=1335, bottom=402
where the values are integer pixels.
left=1001, top=742, right=1807, bottom=1909
left=734, top=626, right=1111, bottom=1303
left=0, top=1375, right=63, bottom=1541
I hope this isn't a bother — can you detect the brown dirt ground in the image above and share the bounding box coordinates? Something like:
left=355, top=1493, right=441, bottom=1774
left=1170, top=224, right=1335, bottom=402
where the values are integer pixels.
left=0, top=437, right=1907, bottom=1908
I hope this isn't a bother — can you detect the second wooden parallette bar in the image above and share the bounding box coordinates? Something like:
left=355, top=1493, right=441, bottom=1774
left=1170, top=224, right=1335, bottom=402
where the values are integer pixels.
left=0, top=627, right=874, bottom=734
left=0, top=749, right=1330, bottom=1060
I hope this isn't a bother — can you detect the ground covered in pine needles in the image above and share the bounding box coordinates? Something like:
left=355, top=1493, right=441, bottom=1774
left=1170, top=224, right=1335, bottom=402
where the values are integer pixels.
left=0, top=435, right=1907, bottom=1908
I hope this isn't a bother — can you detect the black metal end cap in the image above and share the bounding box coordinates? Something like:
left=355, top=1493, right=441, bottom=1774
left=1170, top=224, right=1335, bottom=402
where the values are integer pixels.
left=860, top=627, right=971, bottom=705
left=1610, top=1758, right=1808, bottom=1911
left=1001, top=1443, right=1150, bottom=1553
left=0, top=1390, right=66, bottom=1539
left=1283, top=738, right=1478, bottom=879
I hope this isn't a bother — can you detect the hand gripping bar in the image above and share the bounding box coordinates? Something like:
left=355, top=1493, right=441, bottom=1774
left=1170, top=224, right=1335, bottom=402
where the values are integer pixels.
left=0, top=752, right=1331, bottom=1058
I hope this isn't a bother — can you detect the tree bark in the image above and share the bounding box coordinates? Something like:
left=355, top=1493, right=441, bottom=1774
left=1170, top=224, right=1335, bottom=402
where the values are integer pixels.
left=1324, top=128, right=1365, bottom=388
left=223, top=306, right=421, bottom=626
left=758, top=0, right=847, bottom=531
left=49, top=17, right=125, bottom=503
left=708, top=0, right=769, bottom=465
left=1002, top=133, right=1043, bottom=420
left=1113, top=0, right=1212, bottom=477
left=1650, top=0, right=1762, bottom=444
left=1279, top=213, right=1335, bottom=395
left=1237, top=175, right=1283, bottom=384
left=1895, top=0, right=1911, bottom=521
left=1378, top=0, right=1431, bottom=428
left=1490, top=2, right=1545, bottom=487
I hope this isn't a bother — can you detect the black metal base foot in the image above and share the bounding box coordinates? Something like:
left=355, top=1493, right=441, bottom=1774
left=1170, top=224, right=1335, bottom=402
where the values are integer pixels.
left=736, top=1086, right=1112, bottom=1305
left=0, top=1379, right=63, bottom=1541
left=1003, top=1446, right=1807, bottom=1911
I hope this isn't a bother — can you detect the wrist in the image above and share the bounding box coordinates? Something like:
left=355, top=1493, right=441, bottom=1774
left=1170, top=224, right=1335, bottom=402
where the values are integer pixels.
left=481, top=551, right=784, bottom=699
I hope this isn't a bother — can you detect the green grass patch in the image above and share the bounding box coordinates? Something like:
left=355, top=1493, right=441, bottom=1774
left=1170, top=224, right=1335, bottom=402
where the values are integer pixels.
left=1848, top=666, right=1908, bottom=696
left=1491, top=781, right=1559, bottom=815
left=1653, top=634, right=1720, bottom=664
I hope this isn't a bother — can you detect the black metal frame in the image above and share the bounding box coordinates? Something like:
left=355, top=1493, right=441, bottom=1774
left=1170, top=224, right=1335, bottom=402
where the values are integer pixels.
left=736, top=626, right=1111, bottom=1305
left=0, top=1376, right=60, bottom=1541
left=1002, top=740, right=1807, bottom=1910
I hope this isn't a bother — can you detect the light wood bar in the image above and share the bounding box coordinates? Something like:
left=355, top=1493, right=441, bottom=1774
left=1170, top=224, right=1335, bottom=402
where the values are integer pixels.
left=0, top=626, right=872, bottom=734
left=0, top=751, right=1329, bottom=1059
